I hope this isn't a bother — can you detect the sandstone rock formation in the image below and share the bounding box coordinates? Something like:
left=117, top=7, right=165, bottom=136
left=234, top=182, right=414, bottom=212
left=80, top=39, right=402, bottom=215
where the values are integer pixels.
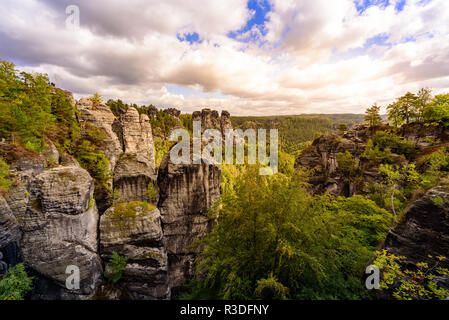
left=0, top=99, right=224, bottom=300
left=75, top=99, right=157, bottom=204
left=100, top=202, right=169, bottom=300
left=295, top=123, right=449, bottom=197
left=295, top=125, right=375, bottom=196
left=113, top=107, right=156, bottom=203
left=0, top=195, right=21, bottom=269
left=193, top=108, right=233, bottom=135
left=157, top=153, right=221, bottom=297
left=7, top=166, right=102, bottom=299
left=384, top=186, right=449, bottom=269
left=76, top=98, right=123, bottom=171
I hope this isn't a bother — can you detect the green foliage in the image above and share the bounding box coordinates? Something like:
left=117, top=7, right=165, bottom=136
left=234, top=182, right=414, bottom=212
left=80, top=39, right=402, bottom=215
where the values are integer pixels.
left=146, top=182, right=158, bottom=204
left=368, top=163, right=422, bottom=216
left=278, top=150, right=295, bottom=176
left=374, top=250, right=449, bottom=300
left=365, top=104, right=382, bottom=127
left=0, top=157, right=14, bottom=192
left=361, top=131, right=416, bottom=166
left=424, top=94, right=449, bottom=127
left=74, top=139, right=112, bottom=201
left=338, top=123, right=349, bottom=132
left=371, top=131, right=416, bottom=158
left=107, top=252, right=128, bottom=284
left=361, top=140, right=394, bottom=165
left=231, top=115, right=337, bottom=154
left=337, top=151, right=359, bottom=180
left=88, top=195, right=95, bottom=210
left=0, top=60, right=55, bottom=152
left=186, top=166, right=392, bottom=300
left=0, top=264, right=33, bottom=300
left=90, top=93, right=103, bottom=106
left=151, top=110, right=180, bottom=139
left=417, top=149, right=449, bottom=189
left=154, top=138, right=175, bottom=167
left=387, top=92, right=419, bottom=125
left=254, top=274, right=289, bottom=300
left=180, top=114, right=193, bottom=135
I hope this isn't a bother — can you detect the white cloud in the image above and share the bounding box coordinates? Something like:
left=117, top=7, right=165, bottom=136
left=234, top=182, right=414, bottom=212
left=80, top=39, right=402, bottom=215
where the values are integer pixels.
left=1, top=0, right=449, bottom=116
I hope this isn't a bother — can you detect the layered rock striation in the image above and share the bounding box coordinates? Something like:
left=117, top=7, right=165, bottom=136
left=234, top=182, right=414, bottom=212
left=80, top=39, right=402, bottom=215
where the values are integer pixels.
left=157, top=153, right=221, bottom=297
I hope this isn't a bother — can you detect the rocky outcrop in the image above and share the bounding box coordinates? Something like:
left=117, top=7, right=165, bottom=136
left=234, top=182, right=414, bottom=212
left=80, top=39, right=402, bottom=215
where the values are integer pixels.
left=295, top=124, right=411, bottom=196
left=100, top=202, right=169, bottom=300
left=295, top=126, right=372, bottom=196
left=76, top=98, right=123, bottom=171
left=76, top=100, right=157, bottom=204
left=193, top=109, right=233, bottom=135
left=157, top=153, right=221, bottom=297
left=0, top=195, right=21, bottom=270
left=113, top=108, right=156, bottom=203
left=401, top=123, right=449, bottom=148
left=8, top=166, right=102, bottom=299
left=384, top=186, right=449, bottom=269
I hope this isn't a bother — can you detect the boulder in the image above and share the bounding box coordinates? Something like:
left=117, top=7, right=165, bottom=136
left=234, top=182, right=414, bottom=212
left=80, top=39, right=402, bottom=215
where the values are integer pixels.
left=9, top=166, right=102, bottom=300
left=100, top=202, right=169, bottom=300
left=384, top=186, right=449, bottom=269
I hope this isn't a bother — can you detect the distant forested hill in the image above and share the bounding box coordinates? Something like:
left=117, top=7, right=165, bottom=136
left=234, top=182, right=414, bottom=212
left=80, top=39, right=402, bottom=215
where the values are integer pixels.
left=231, top=114, right=365, bottom=154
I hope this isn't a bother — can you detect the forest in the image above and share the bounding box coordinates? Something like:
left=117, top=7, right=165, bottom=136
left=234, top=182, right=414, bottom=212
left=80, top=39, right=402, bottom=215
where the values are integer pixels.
left=1, top=60, right=449, bottom=300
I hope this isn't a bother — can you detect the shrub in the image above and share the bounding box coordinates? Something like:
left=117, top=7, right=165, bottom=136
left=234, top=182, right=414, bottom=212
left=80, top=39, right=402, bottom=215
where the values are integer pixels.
left=371, top=131, right=416, bottom=158
left=254, top=274, right=289, bottom=300
left=90, top=93, right=103, bottom=106
left=0, top=157, right=13, bottom=192
left=107, top=252, right=128, bottom=284
left=0, top=264, right=33, bottom=300
left=374, top=250, right=449, bottom=300
left=146, top=182, right=158, bottom=204
left=337, top=151, right=358, bottom=179
left=361, top=140, right=394, bottom=165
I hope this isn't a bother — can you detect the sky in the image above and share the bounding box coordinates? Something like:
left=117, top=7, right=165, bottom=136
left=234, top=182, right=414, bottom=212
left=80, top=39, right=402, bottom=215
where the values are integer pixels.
left=1, top=0, right=449, bottom=115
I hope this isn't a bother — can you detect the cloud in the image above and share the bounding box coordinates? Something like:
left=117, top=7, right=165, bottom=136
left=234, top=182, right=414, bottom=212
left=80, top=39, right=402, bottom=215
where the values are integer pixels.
left=0, top=0, right=449, bottom=116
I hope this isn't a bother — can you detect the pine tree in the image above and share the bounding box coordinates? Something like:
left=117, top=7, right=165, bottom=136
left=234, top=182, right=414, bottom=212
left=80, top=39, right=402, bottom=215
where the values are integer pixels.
left=365, top=104, right=382, bottom=127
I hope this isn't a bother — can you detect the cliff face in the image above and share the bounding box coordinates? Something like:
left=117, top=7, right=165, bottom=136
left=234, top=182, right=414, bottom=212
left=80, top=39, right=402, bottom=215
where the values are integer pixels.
left=384, top=187, right=449, bottom=269
left=100, top=203, right=169, bottom=300
left=76, top=98, right=123, bottom=172
left=0, top=96, right=222, bottom=300
left=113, top=107, right=156, bottom=204
left=157, top=153, right=221, bottom=297
left=76, top=99, right=156, bottom=206
left=295, top=124, right=385, bottom=196
left=295, top=123, right=449, bottom=197
left=6, top=163, right=102, bottom=300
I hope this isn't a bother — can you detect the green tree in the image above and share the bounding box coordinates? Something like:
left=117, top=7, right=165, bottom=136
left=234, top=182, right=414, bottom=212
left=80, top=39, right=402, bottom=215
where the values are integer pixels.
left=91, top=93, right=103, bottom=106
left=186, top=166, right=392, bottom=300
left=424, top=94, right=449, bottom=126
left=387, top=92, right=418, bottom=125
left=365, top=104, right=382, bottom=127
left=415, top=88, right=432, bottom=122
